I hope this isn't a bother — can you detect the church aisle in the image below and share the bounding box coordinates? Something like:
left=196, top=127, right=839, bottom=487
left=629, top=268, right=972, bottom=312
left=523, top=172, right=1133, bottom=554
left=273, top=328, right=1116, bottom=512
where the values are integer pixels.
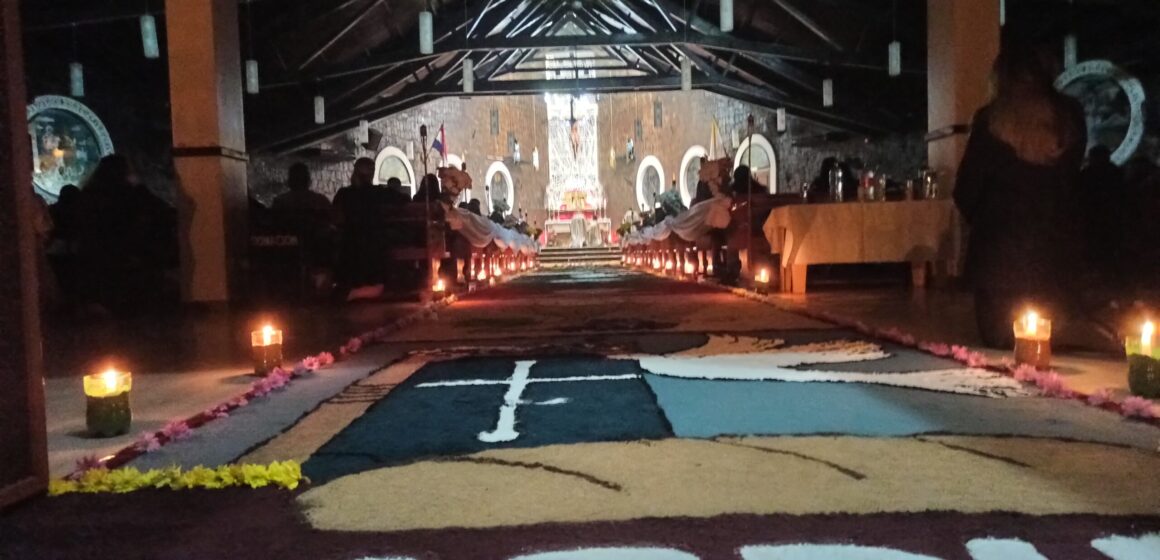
left=6, top=267, right=1160, bottom=560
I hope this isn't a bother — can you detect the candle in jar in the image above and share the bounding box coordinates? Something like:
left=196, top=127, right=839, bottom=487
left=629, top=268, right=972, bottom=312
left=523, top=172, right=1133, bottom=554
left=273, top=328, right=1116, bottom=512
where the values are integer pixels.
left=1127, top=321, right=1160, bottom=397
left=250, top=324, right=284, bottom=377
left=684, top=261, right=696, bottom=275
left=1012, top=311, right=1051, bottom=369
left=755, top=268, right=771, bottom=294
left=84, top=368, right=132, bottom=437
left=432, top=279, right=446, bottom=294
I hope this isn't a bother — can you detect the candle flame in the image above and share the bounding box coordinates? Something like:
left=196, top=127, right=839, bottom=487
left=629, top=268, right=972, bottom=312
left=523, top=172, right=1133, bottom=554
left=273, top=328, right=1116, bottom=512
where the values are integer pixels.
left=262, top=324, right=275, bottom=346
left=101, top=368, right=119, bottom=393
left=756, top=268, right=770, bottom=283
left=1143, top=321, right=1154, bottom=346
left=433, top=279, right=446, bottom=292
left=1024, top=311, right=1039, bottom=337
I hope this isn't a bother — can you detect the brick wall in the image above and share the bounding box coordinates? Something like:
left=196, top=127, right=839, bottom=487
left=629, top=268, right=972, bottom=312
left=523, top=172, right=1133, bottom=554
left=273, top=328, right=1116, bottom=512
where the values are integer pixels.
left=250, top=91, right=926, bottom=228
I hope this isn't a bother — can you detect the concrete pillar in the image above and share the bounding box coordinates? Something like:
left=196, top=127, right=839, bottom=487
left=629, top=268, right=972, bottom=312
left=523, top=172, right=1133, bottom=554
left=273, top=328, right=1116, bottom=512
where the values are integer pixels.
left=166, top=0, right=249, bottom=303
left=927, top=0, right=1001, bottom=192
left=0, top=0, right=48, bottom=506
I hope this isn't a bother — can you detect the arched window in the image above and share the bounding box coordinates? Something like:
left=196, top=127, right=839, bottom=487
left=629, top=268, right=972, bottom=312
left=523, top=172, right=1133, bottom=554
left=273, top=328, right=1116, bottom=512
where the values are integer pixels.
left=678, top=145, right=707, bottom=206
left=734, top=134, right=778, bottom=193
left=484, top=160, right=515, bottom=215
left=373, top=146, right=417, bottom=197
left=635, top=155, right=665, bottom=212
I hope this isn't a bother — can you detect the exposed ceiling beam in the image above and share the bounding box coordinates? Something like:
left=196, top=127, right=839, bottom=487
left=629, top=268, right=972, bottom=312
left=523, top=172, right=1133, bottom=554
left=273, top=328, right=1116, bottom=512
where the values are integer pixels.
left=297, top=0, right=388, bottom=71
left=769, top=0, right=846, bottom=52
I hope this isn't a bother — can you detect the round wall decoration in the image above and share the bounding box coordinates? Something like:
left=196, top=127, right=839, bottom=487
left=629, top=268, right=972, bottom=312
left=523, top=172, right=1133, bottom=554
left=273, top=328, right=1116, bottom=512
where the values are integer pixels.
left=27, top=95, right=114, bottom=201
left=1055, top=60, right=1145, bottom=165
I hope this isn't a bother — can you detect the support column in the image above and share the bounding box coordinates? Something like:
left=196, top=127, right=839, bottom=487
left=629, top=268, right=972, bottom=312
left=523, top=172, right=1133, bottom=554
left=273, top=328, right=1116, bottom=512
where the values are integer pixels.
left=927, top=0, right=1000, bottom=192
left=0, top=1, right=48, bottom=506
left=166, top=0, right=249, bottom=303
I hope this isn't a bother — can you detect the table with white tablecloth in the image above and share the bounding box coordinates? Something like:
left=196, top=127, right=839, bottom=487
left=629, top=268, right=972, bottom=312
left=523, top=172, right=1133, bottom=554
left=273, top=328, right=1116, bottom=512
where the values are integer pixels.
left=761, top=200, right=960, bottom=293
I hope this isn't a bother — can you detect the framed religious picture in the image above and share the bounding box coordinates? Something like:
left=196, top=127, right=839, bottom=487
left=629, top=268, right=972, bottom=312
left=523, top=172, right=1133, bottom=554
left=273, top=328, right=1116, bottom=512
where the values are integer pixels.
left=1056, top=60, right=1146, bottom=165
left=26, top=95, right=114, bottom=201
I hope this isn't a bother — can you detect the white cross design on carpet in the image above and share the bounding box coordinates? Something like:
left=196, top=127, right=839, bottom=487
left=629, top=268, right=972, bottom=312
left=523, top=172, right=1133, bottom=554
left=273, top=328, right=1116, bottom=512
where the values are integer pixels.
left=415, top=360, right=639, bottom=443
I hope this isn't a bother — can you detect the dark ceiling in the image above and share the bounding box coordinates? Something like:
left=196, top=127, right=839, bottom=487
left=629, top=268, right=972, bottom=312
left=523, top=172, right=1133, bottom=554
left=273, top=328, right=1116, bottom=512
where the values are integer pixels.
left=18, top=0, right=1160, bottom=154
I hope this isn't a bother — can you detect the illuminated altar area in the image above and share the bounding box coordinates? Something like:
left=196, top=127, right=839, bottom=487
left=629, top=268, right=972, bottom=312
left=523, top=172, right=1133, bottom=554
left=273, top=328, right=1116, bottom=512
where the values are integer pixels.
left=542, top=93, right=610, bottom=248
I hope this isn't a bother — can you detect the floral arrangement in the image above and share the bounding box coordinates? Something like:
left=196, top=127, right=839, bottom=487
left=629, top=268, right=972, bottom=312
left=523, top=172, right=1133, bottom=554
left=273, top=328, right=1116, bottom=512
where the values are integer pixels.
left=49, top=461, right=303, bottom=496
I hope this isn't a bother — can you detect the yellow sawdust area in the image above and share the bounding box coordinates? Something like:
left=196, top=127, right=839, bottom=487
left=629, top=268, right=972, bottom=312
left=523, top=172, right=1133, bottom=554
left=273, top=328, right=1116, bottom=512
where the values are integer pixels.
left=239, top=355, right=434, bottom=464
left=297, top=436, right=1160, bottom=532
left=391, top=295, right=825, bottom=341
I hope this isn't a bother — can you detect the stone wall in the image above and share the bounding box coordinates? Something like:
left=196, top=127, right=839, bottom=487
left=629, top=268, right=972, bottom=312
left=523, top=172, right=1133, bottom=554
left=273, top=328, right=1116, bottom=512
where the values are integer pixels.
left=249, top=91, right=928, bottom=227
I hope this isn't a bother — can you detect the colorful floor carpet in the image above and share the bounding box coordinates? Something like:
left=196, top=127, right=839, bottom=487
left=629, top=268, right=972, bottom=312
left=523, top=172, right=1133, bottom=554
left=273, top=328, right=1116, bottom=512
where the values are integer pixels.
left=6, top=269, right=1160, bottom=559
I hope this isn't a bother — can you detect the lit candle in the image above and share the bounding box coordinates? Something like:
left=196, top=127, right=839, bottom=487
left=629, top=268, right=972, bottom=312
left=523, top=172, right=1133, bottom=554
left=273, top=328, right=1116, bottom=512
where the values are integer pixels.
left=1012, top=310, right=1051, bottom=369
left=83, top=368, right=132, bottom=437
left=754, top=267, right=771, bottom=294
left=433, top=278, right=446, bottom=294
left=1127, top=320, right=1160, bottom=398
left=684, top=261, right=696, bottom=275
left=250, top=324, right=284, bottom=376
left=477, top=270, right=488, bottom=281
left=665, top=260, right=674, bottom=271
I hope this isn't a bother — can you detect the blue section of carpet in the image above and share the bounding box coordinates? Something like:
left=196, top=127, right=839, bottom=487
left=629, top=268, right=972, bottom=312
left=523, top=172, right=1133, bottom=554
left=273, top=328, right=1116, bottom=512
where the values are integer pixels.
left=645, top=375, right=1160, bottom=448
left=303, top=357, right=672, bottom=484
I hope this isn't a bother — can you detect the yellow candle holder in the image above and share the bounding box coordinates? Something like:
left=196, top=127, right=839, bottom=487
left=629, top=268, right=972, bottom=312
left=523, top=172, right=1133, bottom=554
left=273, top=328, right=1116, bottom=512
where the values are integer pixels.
left=1012, top=311, right=1051, bottom=369
left=251, top=325, right=284, bottom=376
left=84, top=368, right=132, bottom=437
left=1126, top=321, right=1160, bottom=397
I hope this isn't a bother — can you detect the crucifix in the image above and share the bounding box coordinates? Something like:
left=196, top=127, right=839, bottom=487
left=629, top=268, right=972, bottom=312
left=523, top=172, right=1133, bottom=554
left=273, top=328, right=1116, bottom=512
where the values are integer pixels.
left=569, top=95, right=580, bottom=159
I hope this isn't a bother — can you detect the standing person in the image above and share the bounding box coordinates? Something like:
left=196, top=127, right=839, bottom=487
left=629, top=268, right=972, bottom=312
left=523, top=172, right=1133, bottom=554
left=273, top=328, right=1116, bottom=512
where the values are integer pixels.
left=332, top=157, right=388, bottom=300
left=273, top=162, right=337, bottom=282
left=954, top=42, right=1087, bottom=348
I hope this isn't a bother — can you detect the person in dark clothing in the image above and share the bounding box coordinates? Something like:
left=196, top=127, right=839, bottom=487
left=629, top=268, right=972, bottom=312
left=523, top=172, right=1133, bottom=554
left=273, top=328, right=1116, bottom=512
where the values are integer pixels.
left=382, top=177, right=411, bottom=206
left=468, top=199, right=483, bottom=216
left=47, top=184, right=83, bottom=308
left=332, top=157, right=389, bottom=296
left=690, top=180, right=714, bottom=207
left=412, top=173, right=441, bottom=203
left=272, top=163, right=332, bottom=231
left=808, top=157, right=839, bottom=202
left=76, top=155, right=174, bottom=315
left=954, top=42, right=1087, bottom=348
left=1078, top=146, right=1126, bottom=287
left=272, top=162, right=336, bottom=273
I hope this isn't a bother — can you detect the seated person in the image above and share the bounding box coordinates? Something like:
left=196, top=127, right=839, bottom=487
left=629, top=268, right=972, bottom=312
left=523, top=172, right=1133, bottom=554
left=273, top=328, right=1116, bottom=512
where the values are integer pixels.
left=272, top=162, right=333, bottom=233
left=382, top=177, right=412, bottom=206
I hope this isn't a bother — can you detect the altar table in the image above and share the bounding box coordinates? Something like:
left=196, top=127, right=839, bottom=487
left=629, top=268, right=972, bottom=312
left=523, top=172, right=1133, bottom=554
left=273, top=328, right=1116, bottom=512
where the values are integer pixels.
left=761, top=200, right=960, bottom=293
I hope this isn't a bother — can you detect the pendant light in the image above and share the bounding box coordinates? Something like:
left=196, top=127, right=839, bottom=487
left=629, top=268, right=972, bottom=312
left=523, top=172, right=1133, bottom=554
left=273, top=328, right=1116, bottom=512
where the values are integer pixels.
left=888, top=1, right=900, bottom=77
left=776, top=108, right=787, bottom=133
left=822, top=78, right=834, bottom=108
left=720, top=0, right=734, bottom=33
left=1064, top=34, right=1077, bottom=69
left=246, top=61, right=260, bottom=94
left=462, top=57, right=474, bottom=93
left=69, top=26, right=83, bottom=98
left=69, top=63, right=85, bottom=98
left=419, top=10, right=434, bottom=54
left=680, top=56, right=692, bottom=91
left=244, top=1, right=259, bottom=94
left=314, top=96, right=325, bottom=124
left=139, top=15, right=160, bottom=59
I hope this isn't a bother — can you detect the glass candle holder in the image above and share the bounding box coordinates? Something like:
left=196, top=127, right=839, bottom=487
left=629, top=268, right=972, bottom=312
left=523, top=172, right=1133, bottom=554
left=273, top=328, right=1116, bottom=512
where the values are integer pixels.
left=1126, top=322, right=1160, bottom=397
left=251, top=325, right=283, bottom=376
left=432, top=278, right=446, bottom=294
left=84, top=369, right=132, bottom=437
left=755, top=268, right=771, bottom=294
left=1012, top=312, right=1051, bottom=369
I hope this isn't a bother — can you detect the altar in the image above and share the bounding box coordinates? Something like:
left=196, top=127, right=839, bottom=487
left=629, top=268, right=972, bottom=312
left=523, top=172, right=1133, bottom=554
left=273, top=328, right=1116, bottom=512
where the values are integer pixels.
left=545, top=213, right=612, bottom=248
